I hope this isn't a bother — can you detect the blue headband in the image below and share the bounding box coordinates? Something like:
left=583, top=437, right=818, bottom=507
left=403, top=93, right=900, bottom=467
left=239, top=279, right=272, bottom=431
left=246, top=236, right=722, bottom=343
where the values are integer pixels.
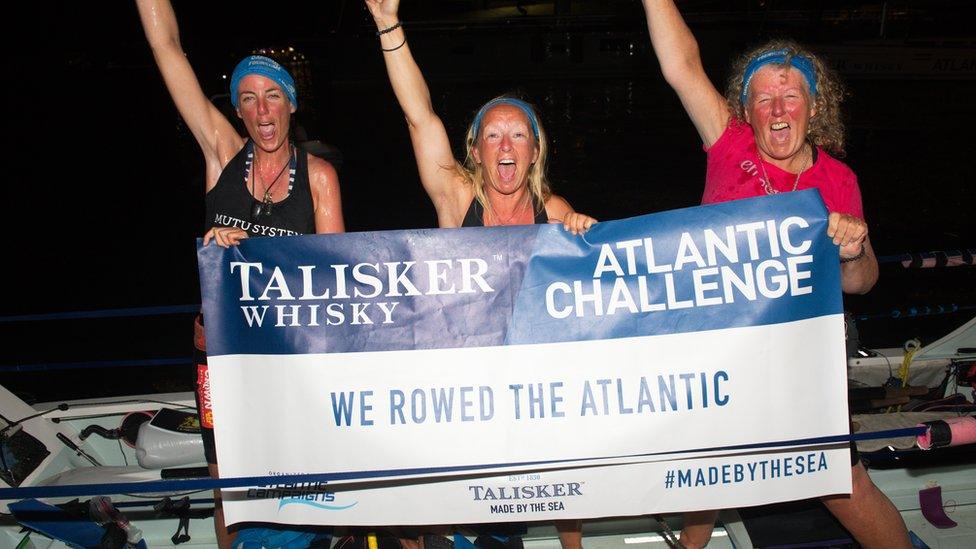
left=471, top=98, right=540, bottom=140
left=230, top=55, right=298, bottom=109
left=740, top=49, right=817, bottom=105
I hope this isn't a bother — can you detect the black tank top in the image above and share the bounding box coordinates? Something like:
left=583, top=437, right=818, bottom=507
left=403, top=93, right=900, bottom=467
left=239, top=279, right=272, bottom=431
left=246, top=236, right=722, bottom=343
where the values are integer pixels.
left=204, top=142, right=316, bottom=237
left=460, top=198, right=549, bottom=227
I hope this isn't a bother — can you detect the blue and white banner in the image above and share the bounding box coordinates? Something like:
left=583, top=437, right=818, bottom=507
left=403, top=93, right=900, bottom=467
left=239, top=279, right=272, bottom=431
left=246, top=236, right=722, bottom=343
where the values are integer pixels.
left=198, top=190, right=852, bottom=525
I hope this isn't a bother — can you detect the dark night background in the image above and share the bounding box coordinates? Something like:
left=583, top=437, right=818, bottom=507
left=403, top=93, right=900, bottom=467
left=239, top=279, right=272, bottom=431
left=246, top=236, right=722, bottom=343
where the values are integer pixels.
left=3, top=1, right=974, bottom=402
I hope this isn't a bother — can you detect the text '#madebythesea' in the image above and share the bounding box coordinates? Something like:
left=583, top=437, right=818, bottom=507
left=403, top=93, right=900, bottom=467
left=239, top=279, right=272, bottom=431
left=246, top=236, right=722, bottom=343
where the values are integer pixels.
left=664, top=451, right=829, bottom=489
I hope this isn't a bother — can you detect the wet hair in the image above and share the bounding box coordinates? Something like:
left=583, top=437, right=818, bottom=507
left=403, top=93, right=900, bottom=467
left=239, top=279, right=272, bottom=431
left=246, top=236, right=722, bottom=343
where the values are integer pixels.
left=458, top=95, right=552, bottom=218
left=725, top=39, right=847, bottom=155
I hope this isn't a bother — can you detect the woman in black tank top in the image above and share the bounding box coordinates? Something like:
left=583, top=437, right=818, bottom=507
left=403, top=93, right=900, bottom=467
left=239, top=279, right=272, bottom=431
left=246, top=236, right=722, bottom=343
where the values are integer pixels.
left=366, top=1, right=594, bottom=239
left=138, top=1, right=345, bottom=546
left=366, top=1, right=595, bottom=547
left=204, top=140, right=318, bottom=237
left=137, top=0, right=343, bottom=247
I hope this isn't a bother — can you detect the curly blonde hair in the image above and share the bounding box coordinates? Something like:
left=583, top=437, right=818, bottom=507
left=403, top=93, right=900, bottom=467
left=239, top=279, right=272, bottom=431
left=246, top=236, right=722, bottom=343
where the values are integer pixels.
left=725, top=39, right=847, bottom=155
left=457, top=95, right=552, bottom=220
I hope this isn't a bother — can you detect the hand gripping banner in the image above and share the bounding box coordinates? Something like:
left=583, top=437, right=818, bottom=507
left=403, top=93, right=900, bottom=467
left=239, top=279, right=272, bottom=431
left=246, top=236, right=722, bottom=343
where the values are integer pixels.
left=197, top=190, right=853, bottom=526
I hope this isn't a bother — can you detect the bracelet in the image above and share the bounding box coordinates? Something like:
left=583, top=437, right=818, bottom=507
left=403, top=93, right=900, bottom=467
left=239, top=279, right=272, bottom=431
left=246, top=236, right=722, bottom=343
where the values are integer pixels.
left=376, top=21, right=402, bottom=36
left=382, top=36, right=407, bottom=52
left=840, top=246, right=866, bottom=263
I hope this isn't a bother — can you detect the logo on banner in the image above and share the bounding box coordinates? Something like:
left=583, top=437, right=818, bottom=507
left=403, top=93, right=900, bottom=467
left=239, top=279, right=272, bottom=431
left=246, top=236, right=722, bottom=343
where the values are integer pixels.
left=246, top=482, right=358, bottom=512
left=228, top=258, right=495, bottom=328
left=469, top=474, right=584, bottom=515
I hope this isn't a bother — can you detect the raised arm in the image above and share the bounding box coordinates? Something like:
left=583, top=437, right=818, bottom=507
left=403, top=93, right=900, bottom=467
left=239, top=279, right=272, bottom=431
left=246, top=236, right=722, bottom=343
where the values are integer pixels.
left=641, top=0, right=729, bottom=146
left=365, top=0, right=468, bottom=223
left=136, top=0, right=242, bottom=189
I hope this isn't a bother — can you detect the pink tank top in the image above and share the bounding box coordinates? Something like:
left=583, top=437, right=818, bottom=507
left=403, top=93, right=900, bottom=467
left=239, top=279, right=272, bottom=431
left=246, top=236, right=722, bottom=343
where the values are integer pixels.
left=702, top=119, right=864, bottom=219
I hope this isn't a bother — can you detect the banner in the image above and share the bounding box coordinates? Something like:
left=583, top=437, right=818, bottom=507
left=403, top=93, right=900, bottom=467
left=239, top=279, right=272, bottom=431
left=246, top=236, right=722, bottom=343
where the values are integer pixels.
left=198, top=190, right=852, bottom=526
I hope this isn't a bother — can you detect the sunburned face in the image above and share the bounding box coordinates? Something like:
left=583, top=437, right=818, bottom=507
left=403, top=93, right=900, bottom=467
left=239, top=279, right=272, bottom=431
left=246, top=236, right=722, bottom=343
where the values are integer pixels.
left=744, top=65, right=816, bottom=171
left=236, top=74, right=296, bottom=153
left=471, top=105, right=540, bottom=197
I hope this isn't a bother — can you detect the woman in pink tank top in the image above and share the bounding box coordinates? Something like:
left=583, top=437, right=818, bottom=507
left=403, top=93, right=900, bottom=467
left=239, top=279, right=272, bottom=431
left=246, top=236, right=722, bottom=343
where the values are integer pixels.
left=638, top=2, right=903, bottom=549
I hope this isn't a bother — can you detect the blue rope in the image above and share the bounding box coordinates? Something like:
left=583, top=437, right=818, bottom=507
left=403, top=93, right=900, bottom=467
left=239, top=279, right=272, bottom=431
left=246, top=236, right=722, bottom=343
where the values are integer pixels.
left=0, top=304, right=199, bottom=323
left=876, top=248, right=975, bottom=266
left=0, top=427, right=925, bottom=501
left=0, top=357, right=191, bottom=373
left=855, top=303, right=976, bottom=321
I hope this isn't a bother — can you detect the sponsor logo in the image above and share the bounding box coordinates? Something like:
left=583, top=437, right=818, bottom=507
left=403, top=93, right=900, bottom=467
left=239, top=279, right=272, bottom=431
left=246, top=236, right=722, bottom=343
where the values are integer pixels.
left=468, top=482, right=583, bottom=501
left=245, top=482, right=358, bottom=512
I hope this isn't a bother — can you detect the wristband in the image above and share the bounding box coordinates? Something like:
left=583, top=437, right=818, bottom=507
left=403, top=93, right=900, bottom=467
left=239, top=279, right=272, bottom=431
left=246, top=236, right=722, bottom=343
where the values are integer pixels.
left=377, top=21, right=402, bottom=36
left=840, top=246, right=866, bottom=263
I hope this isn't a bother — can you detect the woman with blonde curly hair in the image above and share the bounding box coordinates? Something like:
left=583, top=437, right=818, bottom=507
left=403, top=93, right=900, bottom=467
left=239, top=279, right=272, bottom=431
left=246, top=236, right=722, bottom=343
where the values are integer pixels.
left=723, top=39, right=848, bottom=157
left=641, top=1, right=904, bottom=548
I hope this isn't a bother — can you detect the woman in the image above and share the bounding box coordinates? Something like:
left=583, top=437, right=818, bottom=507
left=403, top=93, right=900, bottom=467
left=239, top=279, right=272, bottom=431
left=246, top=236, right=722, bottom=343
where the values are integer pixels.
left=136, top=0, right=343, bottom=545
left=364, top=0, right=593, bottom=547
left=364, top=0, right=594, bottom=236
left=640, top=2, right=905, bottom=548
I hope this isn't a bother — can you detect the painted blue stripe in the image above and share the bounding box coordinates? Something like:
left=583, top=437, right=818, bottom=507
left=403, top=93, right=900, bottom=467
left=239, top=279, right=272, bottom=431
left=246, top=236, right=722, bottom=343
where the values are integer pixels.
left=0, top=357, right=191, bottom=373
left=0, top=305, right=199, bottom=323
left=0, top=427, right=924, bottom=500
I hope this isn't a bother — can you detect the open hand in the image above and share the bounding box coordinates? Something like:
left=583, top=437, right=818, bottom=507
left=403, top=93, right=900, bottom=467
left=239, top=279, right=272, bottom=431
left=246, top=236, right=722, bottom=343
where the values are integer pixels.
left=365, top=0, right=400, bottom=24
